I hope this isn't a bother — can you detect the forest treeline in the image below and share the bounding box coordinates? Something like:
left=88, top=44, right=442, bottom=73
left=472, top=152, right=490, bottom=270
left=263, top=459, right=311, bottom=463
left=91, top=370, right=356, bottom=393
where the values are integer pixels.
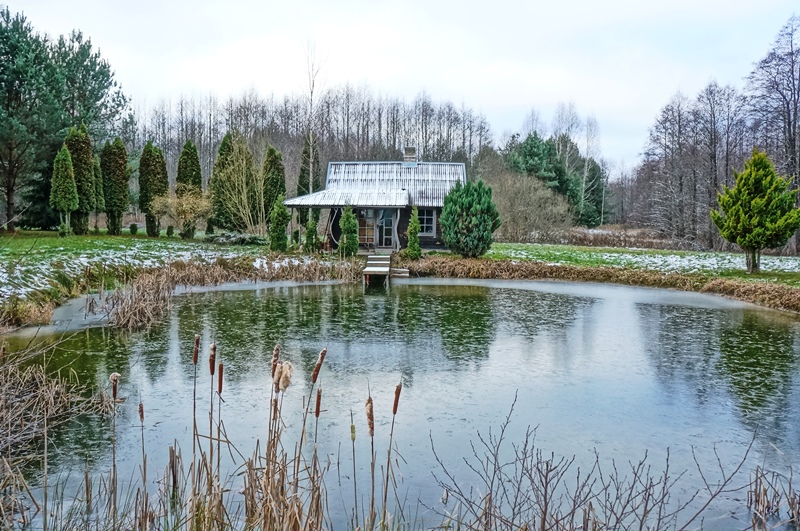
left=614, top=15, right=800, bottom=250
left=2, top=8, right=799, bottom=248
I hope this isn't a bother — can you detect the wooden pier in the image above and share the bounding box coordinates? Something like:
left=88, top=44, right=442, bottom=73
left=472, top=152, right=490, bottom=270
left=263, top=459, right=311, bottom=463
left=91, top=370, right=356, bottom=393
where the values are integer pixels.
left=362, top=254, right=409, bottom=289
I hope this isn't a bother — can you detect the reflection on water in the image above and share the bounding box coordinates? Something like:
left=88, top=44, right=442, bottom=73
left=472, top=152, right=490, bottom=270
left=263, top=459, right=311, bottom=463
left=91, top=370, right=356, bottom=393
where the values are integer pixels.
left=9, top=279, right=800, bottom=528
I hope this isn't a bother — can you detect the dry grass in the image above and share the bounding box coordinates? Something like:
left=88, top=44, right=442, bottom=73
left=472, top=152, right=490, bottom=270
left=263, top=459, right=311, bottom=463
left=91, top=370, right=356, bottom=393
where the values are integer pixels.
left=402, top=255, right=800, bottom=314
left=105, top=256, right=362, bottom=331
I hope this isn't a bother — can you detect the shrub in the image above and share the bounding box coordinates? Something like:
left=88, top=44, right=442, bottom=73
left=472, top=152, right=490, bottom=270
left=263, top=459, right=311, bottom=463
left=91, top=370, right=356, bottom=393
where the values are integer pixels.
left=166, top=225, right=175, bottom=237
left=440, top=180, right=501, bottom=258
left=339, top=205, right=358, bottom=257
left=129, top=223, right=138, bottom=235
left=269, top=195, right=292, bottom=252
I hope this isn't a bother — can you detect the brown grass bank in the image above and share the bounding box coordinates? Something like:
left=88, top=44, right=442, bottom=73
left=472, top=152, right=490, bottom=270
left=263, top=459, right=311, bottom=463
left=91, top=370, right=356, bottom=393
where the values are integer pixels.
left=106, top=255, right=362, bottom=331
left=402, top=255, right=800, bottom=314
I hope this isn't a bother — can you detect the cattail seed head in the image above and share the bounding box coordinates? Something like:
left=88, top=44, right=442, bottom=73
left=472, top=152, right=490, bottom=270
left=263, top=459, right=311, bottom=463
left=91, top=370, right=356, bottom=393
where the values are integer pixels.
left=393, top=383, right=402, bottom=416
left=311, top=348, right=327, bottom=384
left=351, top=422, right=356, bottom=442
left=138, top=401, right=144, bottom=423
left=192, top=334, right=199, bottom=365
left=209, top=343, right=216, bottom=376
left=279, top=361, right=294, bottom=392
left=273, top=361, right=283, bottom=391
left=218, top=363, right=224, bottom=395
left=109, top=372, right=121, bottom=401
left=365, top=396, right=374, bottom=437
left=271, top=344, right=280, bottom=377
left=315, top=388, right=322, bottom=418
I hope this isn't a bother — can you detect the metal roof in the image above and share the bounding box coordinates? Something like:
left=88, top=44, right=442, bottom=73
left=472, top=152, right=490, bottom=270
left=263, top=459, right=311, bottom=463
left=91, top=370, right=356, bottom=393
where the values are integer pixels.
left=284, top=161, right=466, bottom=208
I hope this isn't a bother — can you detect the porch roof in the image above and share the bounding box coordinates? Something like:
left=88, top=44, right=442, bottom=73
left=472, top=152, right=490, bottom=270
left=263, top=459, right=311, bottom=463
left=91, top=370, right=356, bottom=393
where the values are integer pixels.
left=283, top=188, right=408, bottom=208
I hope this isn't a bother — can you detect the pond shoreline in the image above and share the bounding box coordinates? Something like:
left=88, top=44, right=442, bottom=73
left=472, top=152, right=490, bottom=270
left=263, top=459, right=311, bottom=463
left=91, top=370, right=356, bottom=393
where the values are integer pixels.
left=403, top=255, right=800, bottom=316
left=3, top=252, right=800, bottom=335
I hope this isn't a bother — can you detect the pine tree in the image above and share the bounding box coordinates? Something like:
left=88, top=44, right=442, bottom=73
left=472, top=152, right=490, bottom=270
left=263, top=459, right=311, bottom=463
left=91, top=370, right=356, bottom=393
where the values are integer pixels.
left=711, top=149, right=800, bottom=273
left=440, top=180, right=501, bottom=258
left=64, top=124, right=94, bottom=235
left=339, top=205, right=358, bottom=257
left=101, top=138, right=129, bottom=236
left=177, top=139, right=202, bottom=195
left=269, top=194, right=291, bottom=252
left=407, top=206, right=422, bottom=259
left=49, top=145, right=78, bottom=232
left=93, top=155, right=104, bottom=233
left=263, top=146, right=286, bottom=224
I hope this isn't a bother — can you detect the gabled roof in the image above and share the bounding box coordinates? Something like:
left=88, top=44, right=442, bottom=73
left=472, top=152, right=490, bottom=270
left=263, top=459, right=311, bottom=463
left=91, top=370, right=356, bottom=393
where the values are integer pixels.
left=284, top=161, right=466, bottom=209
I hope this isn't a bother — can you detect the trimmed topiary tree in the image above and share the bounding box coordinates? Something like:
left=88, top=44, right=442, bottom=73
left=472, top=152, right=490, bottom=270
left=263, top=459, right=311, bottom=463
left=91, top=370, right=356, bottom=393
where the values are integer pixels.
left=64, top=124, right=94, bottom=235
left=93, top=155, right=104, bottom=233
left=263, top=146, right=286, bottom=224
left=407, top=206, right=422, bottom=259
left=440, top=180, right=501, bottom=258
left=176, top=139, right=202, bottom=194
left=269, top=194, right=291, bottom=252
left=339, top=205, right=358, bottom=258
left=49, top=145, right=79, bottom=234
left=209, top=132, right=235, bottom=232
left=101, top=138, right=129, bottom=236
left=711, top=149, right=800, bottom=274
left=138, top=141, right=157, bottom=236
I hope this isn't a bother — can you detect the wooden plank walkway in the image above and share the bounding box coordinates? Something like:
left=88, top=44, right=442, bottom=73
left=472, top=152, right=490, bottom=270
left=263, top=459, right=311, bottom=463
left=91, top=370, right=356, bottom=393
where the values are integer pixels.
left=362, top=254, right=410, bottom=288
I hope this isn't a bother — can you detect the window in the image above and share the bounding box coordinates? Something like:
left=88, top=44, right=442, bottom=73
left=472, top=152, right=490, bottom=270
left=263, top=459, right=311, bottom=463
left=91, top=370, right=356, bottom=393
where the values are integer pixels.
left=418, top=208, right=436, bottom=236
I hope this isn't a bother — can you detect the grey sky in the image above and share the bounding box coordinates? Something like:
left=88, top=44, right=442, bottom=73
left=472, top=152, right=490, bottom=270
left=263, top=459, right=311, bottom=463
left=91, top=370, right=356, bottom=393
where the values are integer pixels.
left=17, top=0, right=799, bottom=169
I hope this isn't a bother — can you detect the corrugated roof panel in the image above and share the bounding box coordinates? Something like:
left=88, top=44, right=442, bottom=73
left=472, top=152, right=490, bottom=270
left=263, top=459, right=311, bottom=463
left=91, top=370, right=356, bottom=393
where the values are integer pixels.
left=284, top=161, right=466, bottom=209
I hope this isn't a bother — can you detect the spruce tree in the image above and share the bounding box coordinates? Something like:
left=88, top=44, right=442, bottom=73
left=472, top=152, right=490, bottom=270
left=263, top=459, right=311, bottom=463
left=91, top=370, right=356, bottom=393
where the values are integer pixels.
left=339, top=205, right=358, bottom=257
left=49, top=145, right=79, bottom=232
left=407, top=206, right=422, bottom=259
left=711, top=149, right=800, bottom=273
left=93, top=155, right=104, bottom=232
left=440, top=180, right=501, bottom=258
left=64, top=124, right=94, bottom=235
left=101, top=138, right=129, bottom=236
left=263, top=146, right=286, bottom=224
left=177, top=139, right=202, bottom=195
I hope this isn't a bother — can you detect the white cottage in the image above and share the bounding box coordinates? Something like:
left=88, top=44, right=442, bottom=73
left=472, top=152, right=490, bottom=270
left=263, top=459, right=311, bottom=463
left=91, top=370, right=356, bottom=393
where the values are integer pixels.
left=284, top=148, right=466, bottom=251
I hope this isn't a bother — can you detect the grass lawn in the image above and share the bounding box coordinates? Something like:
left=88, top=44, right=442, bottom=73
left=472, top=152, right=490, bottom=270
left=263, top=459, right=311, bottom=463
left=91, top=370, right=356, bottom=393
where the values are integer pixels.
left=0, top=230, right=267, bottom=298
left=487, top=242, right=800, bottom=286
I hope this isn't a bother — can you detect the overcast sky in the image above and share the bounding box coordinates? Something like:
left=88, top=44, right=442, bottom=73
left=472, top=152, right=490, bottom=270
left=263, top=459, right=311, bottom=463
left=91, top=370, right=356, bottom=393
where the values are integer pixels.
left=16, top=0, right=799, bottom=169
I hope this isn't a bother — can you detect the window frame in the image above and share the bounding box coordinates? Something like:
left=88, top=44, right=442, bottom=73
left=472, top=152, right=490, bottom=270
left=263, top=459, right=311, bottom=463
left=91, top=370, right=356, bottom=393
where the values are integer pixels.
left=418, top=208, right=436, bottom=237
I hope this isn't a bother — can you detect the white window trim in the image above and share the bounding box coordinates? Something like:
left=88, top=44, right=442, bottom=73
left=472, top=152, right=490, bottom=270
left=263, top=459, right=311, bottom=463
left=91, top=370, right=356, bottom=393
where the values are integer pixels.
left=418, top=208, right=436, bottom=237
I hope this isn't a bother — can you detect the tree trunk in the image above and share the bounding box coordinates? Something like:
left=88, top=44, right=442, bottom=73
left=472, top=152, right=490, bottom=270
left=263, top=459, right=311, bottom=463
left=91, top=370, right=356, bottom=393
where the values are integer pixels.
left=4, top=194, right=15, bottom=232
left=745, top=247, right=761, bottom=274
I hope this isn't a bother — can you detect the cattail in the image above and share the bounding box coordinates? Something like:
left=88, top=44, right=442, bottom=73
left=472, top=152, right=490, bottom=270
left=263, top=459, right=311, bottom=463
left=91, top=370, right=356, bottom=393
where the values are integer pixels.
left=109, top=372, right=121, bottom=401
left=279, top=361, right=294, bottom=392
left=393, top=383, right=402, bottom=415
left=350, top=422, right=356, bottom=442
left=273, top=361, right=283, bottom=394
left=209, top=342, right=216, bottom=376
left=138, top=401, right=144, bottom=423
left=271, top=344, right=280, bottom=377
left=315, top=388, right=322, bottom=418
left=310, top=348, right=327, bottom=384
left=365, top=396, right=374, bottom=437
left=217, top=363, right=224, bottom=395
left=192, top=334, right=200, bottom=365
